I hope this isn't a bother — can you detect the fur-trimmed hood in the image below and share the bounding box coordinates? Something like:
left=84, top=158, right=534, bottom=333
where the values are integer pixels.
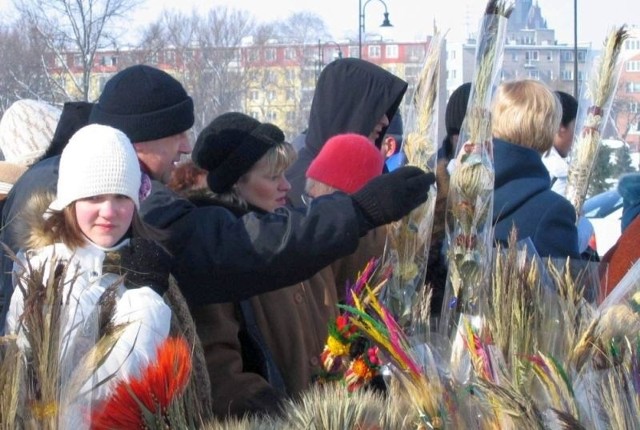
left=12, top=190, right=58, bottom=252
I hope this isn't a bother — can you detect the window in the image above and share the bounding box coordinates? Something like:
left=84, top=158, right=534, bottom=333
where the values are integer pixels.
left=526, top=50, right=539, bottom=62
left=348, top=45, right=359, bottom=58
left=449, top=50, right=456, bottom=60
left=562, top=51, right=573, bottom=62
left=368, top=45, right=381, bottom=58
left=578, top=51, right=586, bottom=62
left=264, top=70, right=277, bottom=84
left=626, top=61, right=640, bottom=72
left=285, top=69, right=295, bottom=81
left=561, top=70, right=573, bottom=80
left=264, top=48, right=276, bottom=62
left=99, top=76, right=109, bottom=92
left=546, top=51, right=553, bottom=61
left=630, top=102, right=639, bottom=113
left=249, top=49, right=259, bottom=62
left=250, top=90, right=259, bottom=101
left=266, top=90, right=276, bottom=101
left=286, top=88, right=296, bottom=100
left=250, top=111, right=260, bottom=119
left=286, top=111, right=296, bottom=122
left=284, top=48, right=296, bottom=60
left=266, top=111, right=277, bottom=121
left=527, top=70, right=540, bottom=80
left=100, top=55, right=117, bottom=66
left=627, top=82, right=640, bottom=93
left=385, top=44, right=399, bottom=59
left=407, top=45, right=425, bottom=61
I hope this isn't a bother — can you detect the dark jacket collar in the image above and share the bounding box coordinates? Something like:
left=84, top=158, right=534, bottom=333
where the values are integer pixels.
left=493, top=138, right=551, bottom=221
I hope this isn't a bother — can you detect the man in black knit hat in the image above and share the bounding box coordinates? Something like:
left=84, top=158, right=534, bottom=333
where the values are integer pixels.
left=0, top=64, right=435, bottom=329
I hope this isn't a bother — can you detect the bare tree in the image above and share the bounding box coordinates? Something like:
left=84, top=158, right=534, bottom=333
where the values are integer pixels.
left=275, top=11, right=330, bottom=44
left=136, top=7, right=258, bottom=132
left=13, top=0, right=142, bottom=101
left=0, top=20, right=56, bottom=113
left=611, top=79, right=640, bottom=143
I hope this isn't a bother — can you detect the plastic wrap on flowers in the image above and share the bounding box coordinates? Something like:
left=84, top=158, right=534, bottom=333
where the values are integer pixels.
left=380, top=32, right=445, bottom=328
left=439, top=1, right=512, bottom=345
left=565, top=26, right=629, bottom=218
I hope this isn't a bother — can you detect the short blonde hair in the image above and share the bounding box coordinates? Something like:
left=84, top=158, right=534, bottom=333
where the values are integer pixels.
left=491, top=80, right=562, bottom=153
left=217, top=141, right=297, bottom=208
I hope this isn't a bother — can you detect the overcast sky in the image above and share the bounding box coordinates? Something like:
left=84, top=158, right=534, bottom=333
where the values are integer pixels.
left=0, top=0, right=638, bottom=48
left=131, top=0, right=639, bottom=48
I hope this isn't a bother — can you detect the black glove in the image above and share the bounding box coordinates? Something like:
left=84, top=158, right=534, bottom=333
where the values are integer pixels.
left=117, top=238, right=172, bottom=296
left=352, top=166, right=435, bottom=230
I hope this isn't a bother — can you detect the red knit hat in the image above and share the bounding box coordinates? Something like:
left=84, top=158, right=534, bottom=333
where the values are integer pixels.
left=306, top=133, right=384, bottom=194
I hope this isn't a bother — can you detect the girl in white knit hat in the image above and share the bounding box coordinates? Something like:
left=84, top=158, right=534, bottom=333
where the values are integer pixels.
left=4, top=124, right=171, bottom=420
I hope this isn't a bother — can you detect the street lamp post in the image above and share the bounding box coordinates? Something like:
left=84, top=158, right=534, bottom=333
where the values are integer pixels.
left=316, top=39, right=344, bottom=81
left=573, top=0, right=579, bottom=98
left=358, top=0, right=393, bottom=59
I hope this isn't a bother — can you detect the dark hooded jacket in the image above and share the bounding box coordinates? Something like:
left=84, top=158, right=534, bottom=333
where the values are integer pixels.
left=492, top=138, right=579, bottom=259
left=286, top=58, right=408, bottom=206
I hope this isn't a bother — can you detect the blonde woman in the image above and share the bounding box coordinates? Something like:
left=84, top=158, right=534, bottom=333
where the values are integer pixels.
left=491, top=79, right=579, bottom=258
left=187, top=114, right=394, bottom=418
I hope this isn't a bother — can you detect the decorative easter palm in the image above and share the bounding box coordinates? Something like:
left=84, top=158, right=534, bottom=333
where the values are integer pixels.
left=91, top=337, right=192, bottom=430
left=439, top=0, right=513, bottom=346
left=565, top=26, right=629, bottom=218
left=380, top=31, right=445, bottom=328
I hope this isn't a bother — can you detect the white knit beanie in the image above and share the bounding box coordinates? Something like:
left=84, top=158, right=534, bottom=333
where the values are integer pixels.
left=49, top=124, right=141, bottom=211
left=0, top=99, right=61, bottom=166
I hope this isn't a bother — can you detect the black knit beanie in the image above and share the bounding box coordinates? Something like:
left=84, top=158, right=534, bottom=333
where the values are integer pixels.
left=192, top=112, right=285, bottom=193
left=89, top=65, right=194, bottom=143
left=445, top=82, right=472, bottom=136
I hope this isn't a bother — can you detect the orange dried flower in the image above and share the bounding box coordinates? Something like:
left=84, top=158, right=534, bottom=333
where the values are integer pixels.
left=91, top=336, right=191, bottom=429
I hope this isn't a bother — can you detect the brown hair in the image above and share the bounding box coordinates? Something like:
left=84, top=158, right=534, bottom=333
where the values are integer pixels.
left=42, top=202, right=165, bottom=251
left=168, top=160, right=207, bottom=195
left=491, top=79, right=562, bottom=153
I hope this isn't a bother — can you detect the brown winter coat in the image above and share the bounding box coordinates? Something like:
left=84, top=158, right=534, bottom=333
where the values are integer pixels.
left=192, top=229, right=385, bottom=419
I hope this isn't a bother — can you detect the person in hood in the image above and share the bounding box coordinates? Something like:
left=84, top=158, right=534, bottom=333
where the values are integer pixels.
left=491, top=80, right=579, bottom=258
left=286, top=58, right=408, bottom=206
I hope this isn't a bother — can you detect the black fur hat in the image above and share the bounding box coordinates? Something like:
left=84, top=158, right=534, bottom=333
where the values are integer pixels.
left=192, top=112, right=285, bottom=193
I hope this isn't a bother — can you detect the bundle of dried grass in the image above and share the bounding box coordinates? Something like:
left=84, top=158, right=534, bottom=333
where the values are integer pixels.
left=13, top=255, right=71, bottom=429
left=481, top=230, right=571, bottom=392
left=565, top=26, right=630, bottom=217
left=381, top=32, right=445, bottom=327
left=440, top=0, right=513, bottom=338
left=280, top=384, right=409, bottom=430
left=0, top=335, right=24, bottom=429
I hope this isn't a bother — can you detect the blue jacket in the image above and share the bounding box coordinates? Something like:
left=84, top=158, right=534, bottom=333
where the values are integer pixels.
left=492, top=138, right=579, bottom=259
